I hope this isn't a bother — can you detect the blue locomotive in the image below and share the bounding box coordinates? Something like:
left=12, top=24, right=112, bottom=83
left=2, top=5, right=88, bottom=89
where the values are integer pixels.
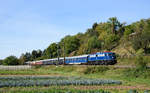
left=26, top=52, right=117, bottom=65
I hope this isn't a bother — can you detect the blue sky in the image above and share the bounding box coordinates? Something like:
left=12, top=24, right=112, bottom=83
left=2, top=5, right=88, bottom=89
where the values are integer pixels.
left=0, top=0, right=150, bottom=59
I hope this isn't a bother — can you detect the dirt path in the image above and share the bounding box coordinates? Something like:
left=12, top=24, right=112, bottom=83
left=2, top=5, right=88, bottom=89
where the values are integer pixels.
left=2, top=85, right=150, bottom=91
left=60, top=85, right=150, bottom=90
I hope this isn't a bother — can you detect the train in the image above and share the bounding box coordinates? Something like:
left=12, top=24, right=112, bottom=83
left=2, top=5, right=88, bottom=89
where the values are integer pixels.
left=25, top=51, right=117, bottom=65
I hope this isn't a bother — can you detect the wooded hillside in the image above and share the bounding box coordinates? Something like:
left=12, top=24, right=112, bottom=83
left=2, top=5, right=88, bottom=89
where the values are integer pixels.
left=2, top=17, right=150, bottom=65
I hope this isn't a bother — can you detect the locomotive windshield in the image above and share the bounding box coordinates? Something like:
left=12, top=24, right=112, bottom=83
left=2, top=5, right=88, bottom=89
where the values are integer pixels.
left=108, top=53, right=115, bottom=56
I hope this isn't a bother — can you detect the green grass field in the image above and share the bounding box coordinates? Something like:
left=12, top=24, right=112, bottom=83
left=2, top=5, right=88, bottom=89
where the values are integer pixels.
left=0, top=58, right=150, bottom=92
left=0, top=65, right=150, bottom=86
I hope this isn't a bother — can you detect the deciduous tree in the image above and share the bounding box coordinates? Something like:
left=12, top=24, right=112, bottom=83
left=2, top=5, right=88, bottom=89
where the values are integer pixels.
left=3, top=56, right=19, bottom=65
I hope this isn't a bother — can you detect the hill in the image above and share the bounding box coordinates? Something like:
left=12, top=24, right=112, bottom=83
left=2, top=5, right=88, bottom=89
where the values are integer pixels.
left=2, top=17, right=150, bottom=65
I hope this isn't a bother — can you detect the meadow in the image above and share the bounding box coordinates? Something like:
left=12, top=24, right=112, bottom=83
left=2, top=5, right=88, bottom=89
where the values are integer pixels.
left=0, top=58, right=150, bottom=92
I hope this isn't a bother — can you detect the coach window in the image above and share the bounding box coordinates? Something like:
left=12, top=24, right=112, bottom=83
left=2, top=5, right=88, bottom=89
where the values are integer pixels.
left=83, top=58, right=85, bottom=61
left=78, top=58, right=80, bottom=61
left=79, top=58, right=81, bottom=61
left=76, top=58, right=78, bottom=61
left=73, top=59, right=75, bottom=62
left=75, top=58, right=77, bottom=61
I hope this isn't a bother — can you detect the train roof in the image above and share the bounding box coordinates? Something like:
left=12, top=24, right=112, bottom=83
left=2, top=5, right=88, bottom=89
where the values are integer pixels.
left=65, top=55, right=88, bottom=59
left=96, top=52, right=114, bottom=54
left=42, top=57, right=64, bottom=61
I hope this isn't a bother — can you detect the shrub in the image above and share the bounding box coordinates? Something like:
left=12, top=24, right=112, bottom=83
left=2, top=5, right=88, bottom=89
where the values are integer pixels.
left=144, top=90, right=150, bottom=93
left=52, top=66, right=75, bottom=72
left=33, top=65, right=43, bottom=69
left=128, top=90, right=138, bottom=93
left=3, top=56, right=19, bottom=65
left=124, top=55, right=150, bottom=78
left=135, top=55, right=147, bottom=70
left=84, top=66, right=109, bottom=74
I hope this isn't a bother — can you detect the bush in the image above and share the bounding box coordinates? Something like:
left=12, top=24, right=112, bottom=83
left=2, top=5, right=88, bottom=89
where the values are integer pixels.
left=33, top=65, right=43, bottom=69
left=124, top=68, right=150, bottom=78
left=135, top=55, right=147, bottom=69
left=124, top=55, right=150, bottom=78
left=84, top=66, right=109, bottom=74
left=144, top=90, right=150, bottom=93
left=2, top=56, right=19, bottom=65
left=128, top=90, right=138, bottom=93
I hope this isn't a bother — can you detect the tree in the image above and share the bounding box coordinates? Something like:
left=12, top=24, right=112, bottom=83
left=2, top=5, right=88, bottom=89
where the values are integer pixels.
left=131, top=19, right=150, bottom=53
left=19, top=53, right=26, bottom=65
left=85, top=28, right=99, bottom=37
left=87, top=36, right=101, bottom=53
left=36, top=49, right=42, bottom=58
left=124, top=25, right=134, bottom=37
left=107, top=17, right=120, bottom=34
left=104, top=34, right=119, bottom=50
left=24, top=52, right=32, bottom=61
left=0, top=60, right=3, bottom=65
left=92, top=22, right=98, bottom=30
left=46, top=43, right=57, bottom=58
left=31, top=50, right=38, bottom=60
left=118, top=22, right=126, bottom=36
left=132, top=30, right=150, bottom=53
left=41, top=49, right=47, bottom=58
left=61, top=35, right=80, bottom=55
left=3, top=56, right=19, bottom=65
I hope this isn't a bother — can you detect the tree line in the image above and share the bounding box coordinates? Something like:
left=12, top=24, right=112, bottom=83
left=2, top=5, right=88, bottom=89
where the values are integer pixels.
left=1, top=17, right=150, bottom=65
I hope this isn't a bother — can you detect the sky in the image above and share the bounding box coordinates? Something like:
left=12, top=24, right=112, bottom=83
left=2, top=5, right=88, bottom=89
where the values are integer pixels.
left=0, top=0, right=150, bottom=59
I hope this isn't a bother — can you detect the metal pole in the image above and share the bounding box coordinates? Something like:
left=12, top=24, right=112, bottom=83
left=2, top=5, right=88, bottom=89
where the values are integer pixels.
left=63, top=42, right=65, bottom=65
left=57, top=43, right=59, bottom=65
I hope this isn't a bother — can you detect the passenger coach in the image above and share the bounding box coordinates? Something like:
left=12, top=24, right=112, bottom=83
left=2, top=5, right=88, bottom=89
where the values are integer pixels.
left=25, top=52, right=117, bottom=65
